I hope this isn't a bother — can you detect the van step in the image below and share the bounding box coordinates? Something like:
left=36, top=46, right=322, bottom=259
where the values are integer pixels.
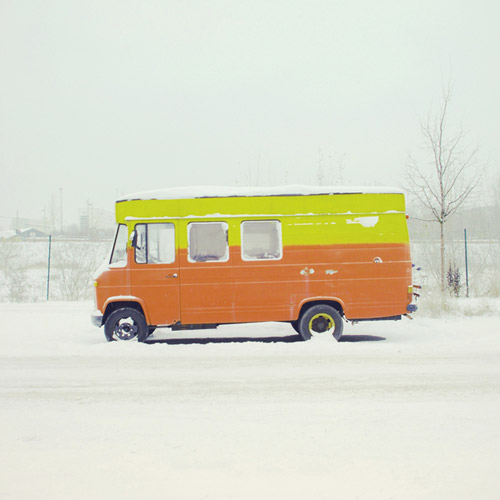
left=171, top=323, right=219, bottom=331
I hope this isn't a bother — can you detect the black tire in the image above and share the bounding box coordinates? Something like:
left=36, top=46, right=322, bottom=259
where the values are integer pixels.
left=104, top=307, right=148, bottom=343
left=297, top=305, right=343, bottom=341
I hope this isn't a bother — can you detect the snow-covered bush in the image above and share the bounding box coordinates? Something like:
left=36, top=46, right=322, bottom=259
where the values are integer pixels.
left=0, top=239, right=110, bottom=302
left=0, top=241, right=32, bottom=301
left=446, top=263, right=461, bottom=297
left=52, top=241, right=108, bottom=300
left=411, top=239, right=500, bottom=299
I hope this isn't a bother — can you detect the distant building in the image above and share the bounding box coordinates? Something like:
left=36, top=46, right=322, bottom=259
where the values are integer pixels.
left=0, top=229, right=17, bottom=240
left=18, top=227, right=49, bottom=239
left=79, top=205, right=115, bottom=239
left=0, top=228, right=49, bottom=240
left=80, top=213, right=89, bottom=235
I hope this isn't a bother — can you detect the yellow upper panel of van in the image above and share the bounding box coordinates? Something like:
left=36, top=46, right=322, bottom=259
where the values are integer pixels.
left=115, top=187, right=409, bottom=246
left=116, top=186, right=406, bottom=221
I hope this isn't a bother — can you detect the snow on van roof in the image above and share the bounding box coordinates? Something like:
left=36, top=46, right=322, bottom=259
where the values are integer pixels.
left=118, top=185, right=404, bottom=202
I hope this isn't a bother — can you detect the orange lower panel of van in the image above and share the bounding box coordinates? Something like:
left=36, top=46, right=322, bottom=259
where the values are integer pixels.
left=96, top=242, right=411, bottom=326
left=178, top=243, right=411, bottom=325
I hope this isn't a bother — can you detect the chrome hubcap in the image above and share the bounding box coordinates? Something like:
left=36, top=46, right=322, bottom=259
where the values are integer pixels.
left=114, top=317, right=138, bottom=340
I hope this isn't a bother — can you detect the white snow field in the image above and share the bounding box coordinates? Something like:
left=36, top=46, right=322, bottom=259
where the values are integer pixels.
left=1, top=300, right=500, bottom=500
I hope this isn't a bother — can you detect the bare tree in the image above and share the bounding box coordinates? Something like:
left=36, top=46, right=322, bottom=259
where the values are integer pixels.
left=315, top=149, right=347, bottom=186
left=490, top=174, right=500, bottom=215
left=46, top=192, right=60, bottom=235
left=0, top=241, right=30, bottom=302
left=54, top=241, right=106, bottom=300
left=406, top=84, right=484, bottom=291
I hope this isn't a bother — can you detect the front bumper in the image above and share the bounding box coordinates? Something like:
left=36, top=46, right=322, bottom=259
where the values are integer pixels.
left=91, top=310, right=103, bottom=327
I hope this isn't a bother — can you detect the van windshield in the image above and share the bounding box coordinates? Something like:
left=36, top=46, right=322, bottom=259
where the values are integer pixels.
left=110, top=224, right=128, bottom=266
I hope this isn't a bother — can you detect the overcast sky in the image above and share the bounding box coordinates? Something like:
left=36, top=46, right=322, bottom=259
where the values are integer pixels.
left=1, top=0, right=499, bottom=225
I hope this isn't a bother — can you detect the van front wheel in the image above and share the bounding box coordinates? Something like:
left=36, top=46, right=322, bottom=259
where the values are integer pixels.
left=298, top=305, right=343, bottom=341
left=104, top=307, right=148, bottom=343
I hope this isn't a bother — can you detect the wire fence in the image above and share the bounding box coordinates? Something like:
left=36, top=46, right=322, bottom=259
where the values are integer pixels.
left=411, top=237, right=500, bottom=297
left=1, top=235, right=499, bottom=303
left=0, top=238, right=111, bottom=302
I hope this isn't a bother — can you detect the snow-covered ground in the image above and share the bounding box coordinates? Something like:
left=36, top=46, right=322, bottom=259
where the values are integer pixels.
left=1, top=301, right=500, bottom=499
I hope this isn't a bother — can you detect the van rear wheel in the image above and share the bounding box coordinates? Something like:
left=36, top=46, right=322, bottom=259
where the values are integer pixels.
left=298, top=305, right=343, bottom=341
left=104, top=307, right=148, bottom=342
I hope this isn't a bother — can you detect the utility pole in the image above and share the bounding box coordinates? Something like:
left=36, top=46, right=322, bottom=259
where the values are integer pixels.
left=464, top=228, right=469, bottom=298
left=59, top=187, right=63, bottom=235
left=47, top=235, right=52, bottom=300
left=87, top=199, right=91, bottom=238
left=42, top=207, right=47, bottom=233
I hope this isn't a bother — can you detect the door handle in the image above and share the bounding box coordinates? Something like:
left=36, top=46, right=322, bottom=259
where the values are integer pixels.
left=165, top=273, right=178, bottom=279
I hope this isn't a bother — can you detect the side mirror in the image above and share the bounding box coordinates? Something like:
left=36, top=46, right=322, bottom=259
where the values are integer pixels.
left=130, top=230, right=137, bottom=248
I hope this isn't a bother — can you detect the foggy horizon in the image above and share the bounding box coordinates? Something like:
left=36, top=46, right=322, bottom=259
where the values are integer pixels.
left=1, top=0, right=499, bottom=227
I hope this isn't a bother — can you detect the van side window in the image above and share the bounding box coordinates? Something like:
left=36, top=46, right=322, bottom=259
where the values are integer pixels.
left=188, top=222, right=229, bottom=262
left=241, top=220, right=282, bottom=261
left=135, top=223, right=175, bottom=264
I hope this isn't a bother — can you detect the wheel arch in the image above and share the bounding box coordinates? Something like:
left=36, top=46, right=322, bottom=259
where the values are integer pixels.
left=102, top=297, right=149, bottom=325
left=296, top=298, right=346, bottom=320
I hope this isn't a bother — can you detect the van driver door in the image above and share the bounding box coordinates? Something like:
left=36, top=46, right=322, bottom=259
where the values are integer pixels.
left=129, top=222, right=180, bottom=326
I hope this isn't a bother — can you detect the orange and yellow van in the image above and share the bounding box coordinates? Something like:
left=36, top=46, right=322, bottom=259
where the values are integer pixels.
left=91, top=186, right=417, bottom=342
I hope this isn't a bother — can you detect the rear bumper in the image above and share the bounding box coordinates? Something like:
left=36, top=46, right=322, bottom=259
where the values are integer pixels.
left=407, top=304, right=418, bottom=313
left=91, top=310, right=103, bottom=328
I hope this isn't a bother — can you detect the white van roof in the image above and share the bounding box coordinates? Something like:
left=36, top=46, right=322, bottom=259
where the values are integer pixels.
left=118, top=185, right=404, bottom=202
